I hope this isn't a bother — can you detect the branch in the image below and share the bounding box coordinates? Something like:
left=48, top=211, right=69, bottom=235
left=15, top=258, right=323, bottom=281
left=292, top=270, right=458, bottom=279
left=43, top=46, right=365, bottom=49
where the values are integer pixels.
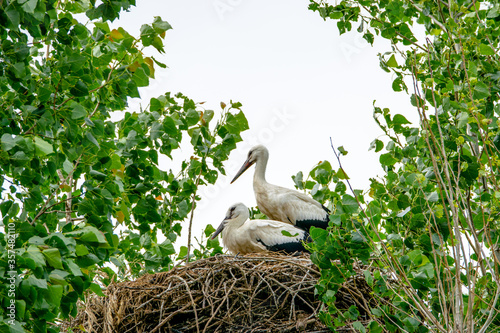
left=30, top=154, right=82, bottom=226
left=329, top=137, right=448, bottom=332
left=57, top=169, right=73, bottom=227
left=407, top=0, right=449, bottom=33
left=185, top=164, right=204, bottom=264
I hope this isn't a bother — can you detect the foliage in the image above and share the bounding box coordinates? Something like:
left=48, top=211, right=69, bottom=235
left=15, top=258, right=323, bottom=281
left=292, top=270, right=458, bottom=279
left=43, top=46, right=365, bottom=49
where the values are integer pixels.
left=307, top=0, right=500, bottom=331
left=0, top=1, right=248, bottom=332
left=177, top=224, right=224, bottom=262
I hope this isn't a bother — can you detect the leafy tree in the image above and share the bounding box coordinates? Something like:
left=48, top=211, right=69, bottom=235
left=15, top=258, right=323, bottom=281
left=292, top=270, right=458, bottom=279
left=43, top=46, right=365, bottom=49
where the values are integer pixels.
left=0, top=1, right=247, bottom=332
left=305, top=0, right=500, bottom=331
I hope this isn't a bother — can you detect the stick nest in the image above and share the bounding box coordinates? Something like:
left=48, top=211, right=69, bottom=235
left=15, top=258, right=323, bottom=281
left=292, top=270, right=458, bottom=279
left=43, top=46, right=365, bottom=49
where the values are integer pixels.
left=63, top=253, right=376, bottom=332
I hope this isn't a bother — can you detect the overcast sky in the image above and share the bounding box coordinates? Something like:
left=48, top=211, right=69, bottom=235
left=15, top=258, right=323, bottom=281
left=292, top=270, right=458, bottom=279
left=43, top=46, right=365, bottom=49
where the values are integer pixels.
left=111, top=1, right=416, bottom=251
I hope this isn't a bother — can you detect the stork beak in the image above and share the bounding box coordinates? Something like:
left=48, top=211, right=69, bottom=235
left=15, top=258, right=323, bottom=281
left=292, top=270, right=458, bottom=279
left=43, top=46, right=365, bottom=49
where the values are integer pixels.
left=231, top=159, right=254, bottom=184
left=211, top=220, right=227, bottom=240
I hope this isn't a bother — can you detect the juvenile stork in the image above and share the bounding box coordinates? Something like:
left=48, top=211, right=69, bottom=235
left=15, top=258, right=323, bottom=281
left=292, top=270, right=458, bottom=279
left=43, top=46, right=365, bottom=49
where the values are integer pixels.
left=210, top=203, right=310, bottom=255
left=231, top=145, right=330, bottom=231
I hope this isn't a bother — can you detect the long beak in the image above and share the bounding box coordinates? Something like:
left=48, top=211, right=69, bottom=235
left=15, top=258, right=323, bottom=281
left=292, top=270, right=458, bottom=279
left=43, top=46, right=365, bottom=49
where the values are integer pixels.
left=211, top=220, right=227, bottom=240
left=231, top=159, right=254, bottom=184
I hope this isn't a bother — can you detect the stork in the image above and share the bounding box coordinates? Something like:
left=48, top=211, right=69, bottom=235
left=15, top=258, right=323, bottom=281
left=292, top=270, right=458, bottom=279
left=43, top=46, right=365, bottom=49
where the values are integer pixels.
left=211, top=203, right=310, bottom=255
left=231, top=145, right=330, bottom=231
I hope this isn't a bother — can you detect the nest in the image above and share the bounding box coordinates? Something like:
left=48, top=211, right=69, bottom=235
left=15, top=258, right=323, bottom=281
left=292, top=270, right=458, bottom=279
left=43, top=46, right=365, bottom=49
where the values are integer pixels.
left=63, top=253, right=378, bottom=332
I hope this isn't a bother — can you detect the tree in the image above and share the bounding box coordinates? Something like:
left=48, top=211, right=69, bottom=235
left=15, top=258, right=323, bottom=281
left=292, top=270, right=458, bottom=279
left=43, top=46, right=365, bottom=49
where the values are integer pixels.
left=306, top=0, right=500, bottom=331
left=0, top=1, right=248, bottom=332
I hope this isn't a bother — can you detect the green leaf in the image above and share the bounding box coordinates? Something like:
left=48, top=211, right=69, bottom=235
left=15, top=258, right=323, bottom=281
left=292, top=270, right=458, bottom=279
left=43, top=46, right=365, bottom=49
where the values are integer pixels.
left=337, top=146, right=348, bottom=155
left=75, top=244, right=89, bottom=256
left=85, top=131, right=100, bottom=148
left=34, top=137, right=53, bottom=155
left=177, top=245, right=188, bottom=260
left=234, top=111, right=249, bottom=131
left=158, top=239, right=176, bottom=256
left=199, top=110, right=214, bottom=126
left=45, top=285, right=63, bottom=309
left=42, top=248, right=64, bottom=269
left=342, top=195, right=359, bottom=214
left=403, top=316, right=421, bottom=332
left=336, top=168, right=349, bottom=180
left=393, top=114, right=411, bottom=125
left=479, top=44, right=494, bottom=56
left=70, top=80, right=89, bottom=97
left=132, top=66, right=149, bottom=87
left=66, top=226, right=107, bottom=244
left=90, top=282, right=105, bottom=296
left=387, top=54, right=398, bottom=67
left=152, top=16, right=172, bottom=34
left=71, top=102, right=87, bottom=119
left=66, top=259, right=83, bottom=276
left=457, top=112, right=469, bottom=128
left=369, top=139, right=384, bottom=152
left=204, top=224, right=216, bottom=238
left=21, top=0, right=38, bottom=14
left=24, top=245, right=46, bottom=268
left=1, top=134, right=20, bottom=151
left=150, top=97, right=163, bottom=111
left=186, top=109, right=200, bottom=126
left=473, top=82, right=491, bottom=99
left=178, top=200, right=189, bottom=219
left=379, top=153, right=398, bottom=166
left=368, top=320, right=383, bottom=333
left=24, top=275, right=48, bottom=289
left=281, top=230, right=299, bottom=237
left=352, top=321, right=366, bottom=333
left=310, top=227, right=328, bottom=246
left=351, top=231, right=366, bottom=243
left=426, top=191, right=439, bottom=202
left=15, top=300, right=26, bottom=322
left=163, top=116, right=178, bottom=135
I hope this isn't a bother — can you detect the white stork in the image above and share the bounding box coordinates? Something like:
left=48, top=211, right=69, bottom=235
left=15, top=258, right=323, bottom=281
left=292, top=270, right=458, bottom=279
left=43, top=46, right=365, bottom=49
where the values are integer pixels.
left=210, top=203, right=310, bottom=255
left=231, top=145, right=330, bottom=231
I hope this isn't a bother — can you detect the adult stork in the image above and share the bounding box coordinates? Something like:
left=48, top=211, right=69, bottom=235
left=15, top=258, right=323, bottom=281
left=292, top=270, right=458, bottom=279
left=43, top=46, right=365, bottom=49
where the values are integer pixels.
left=231, top=145, right=330, bottom=231
left=211, top=203, right=310, bottom=255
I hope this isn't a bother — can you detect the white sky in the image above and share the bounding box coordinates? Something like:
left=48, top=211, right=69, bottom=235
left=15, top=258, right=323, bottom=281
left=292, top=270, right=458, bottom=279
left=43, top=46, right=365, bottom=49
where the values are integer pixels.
left=112, top=1, right=416, bottom=251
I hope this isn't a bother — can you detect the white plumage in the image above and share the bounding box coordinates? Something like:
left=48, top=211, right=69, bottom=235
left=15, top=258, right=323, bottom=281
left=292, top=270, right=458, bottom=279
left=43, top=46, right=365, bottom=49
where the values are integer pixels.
left=211, top=203, right=310, bottom=255
left=231, top=145, right=330, bottom=231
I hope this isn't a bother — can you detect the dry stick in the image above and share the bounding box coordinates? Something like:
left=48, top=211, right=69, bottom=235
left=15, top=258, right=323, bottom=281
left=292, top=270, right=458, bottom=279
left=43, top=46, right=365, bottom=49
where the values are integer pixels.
left=150, top=274, right=200, bottom=333
left=231, top=255, right=321, bottom=275
left=202, top=279, right=238, bottom=333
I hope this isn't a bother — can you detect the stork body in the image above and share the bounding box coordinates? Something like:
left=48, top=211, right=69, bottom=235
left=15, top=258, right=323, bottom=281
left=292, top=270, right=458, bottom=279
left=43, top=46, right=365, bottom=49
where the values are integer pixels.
left=231, top=145, right=329, bottom=231
left=211, top=203, right=310, bottom=255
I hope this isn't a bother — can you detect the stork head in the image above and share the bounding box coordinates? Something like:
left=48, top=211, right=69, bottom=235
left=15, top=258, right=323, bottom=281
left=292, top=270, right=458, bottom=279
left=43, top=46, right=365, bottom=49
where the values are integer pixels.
left=231, top=145, right=269, bottom=183
left=210, top=203, right=250, bottom=239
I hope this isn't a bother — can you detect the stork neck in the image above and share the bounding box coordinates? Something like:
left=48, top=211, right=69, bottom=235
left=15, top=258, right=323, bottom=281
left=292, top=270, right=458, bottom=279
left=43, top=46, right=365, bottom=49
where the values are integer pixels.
left=253, top=156, right=268, bottom=184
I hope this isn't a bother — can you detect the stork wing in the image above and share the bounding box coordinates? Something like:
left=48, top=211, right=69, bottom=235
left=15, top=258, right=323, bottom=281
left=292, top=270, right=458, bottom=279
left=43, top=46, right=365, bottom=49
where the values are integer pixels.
left=279, top=191, right=329, bottom=230
left=245, top=219, right=308, bottom=253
